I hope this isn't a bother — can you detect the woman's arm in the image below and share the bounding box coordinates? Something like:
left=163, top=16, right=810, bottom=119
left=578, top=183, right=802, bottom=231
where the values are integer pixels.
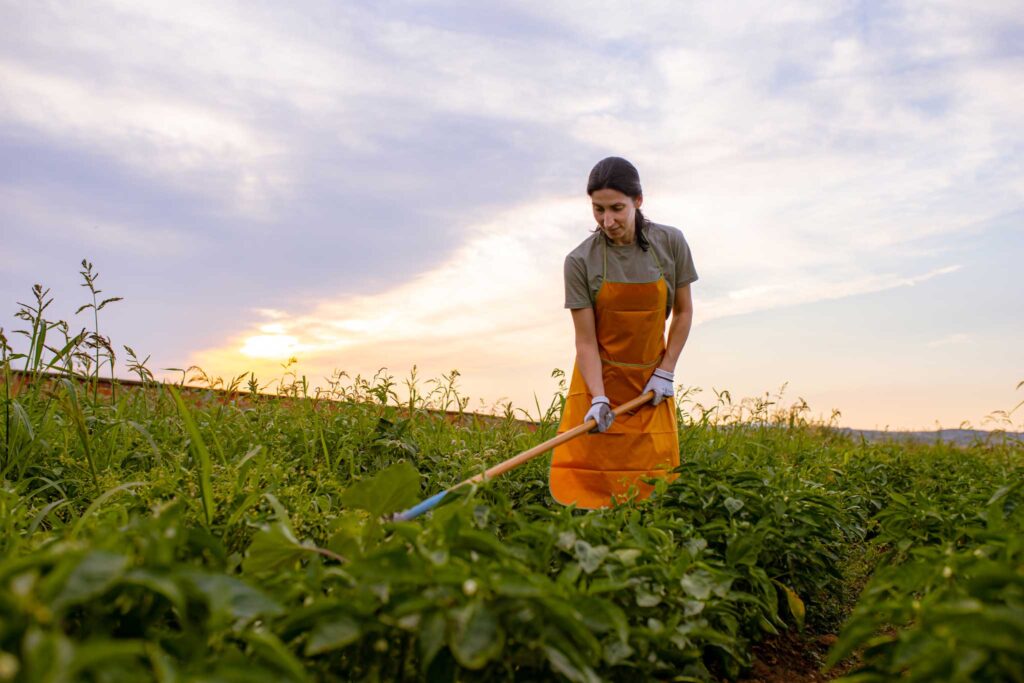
left=571, top=307, right=605, bottom=397
left=658, top=284, right=694, bottom=373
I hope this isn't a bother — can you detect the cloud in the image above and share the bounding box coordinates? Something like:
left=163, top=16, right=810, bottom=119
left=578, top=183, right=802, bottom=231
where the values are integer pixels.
left=703, top=264, right=964, bottom=319
left=187, top=196, right=965, bottom=409
left=0, top=59, right=287, bottom=215
left=0, top=186, right=192, bottom=259
left=4, top=0, right=1021, bottom=419
left=188, top=197, right=583, bottom=405
left=927, top=333, right=972, bottom=348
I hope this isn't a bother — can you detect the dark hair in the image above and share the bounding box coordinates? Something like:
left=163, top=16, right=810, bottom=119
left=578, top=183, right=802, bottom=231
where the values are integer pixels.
left=587, top=156, right=650, bottom=251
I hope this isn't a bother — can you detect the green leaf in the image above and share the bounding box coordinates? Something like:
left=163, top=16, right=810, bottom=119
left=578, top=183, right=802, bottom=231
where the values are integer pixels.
left=182, top=570, right=283, bottom=627
left=491, top=573, right=545, bottom=598
left=10, top=400, right=34, bottom=441
left=448, top=601, right=504, bottom=670
left=20, top=626, right=74, bottom=681
left=557, top=561, right=583, bottom=587
left=603, top=639, right=635, bottom=666
left=67, top=639, right=148, bottom=678
left=168, top=385, right=215, bottom=527
left=341, top=461, right=421, bottom=517
left=243, top=523, right=307, bottom=574
left=680, top=570, right=714, bottom=600
left=724, top=496, right=744, bottom=514
left=327, top=510, right=368, bottom=559
left=575, top=596, right=629, bottom=642
left=53, top=551, right=130, bottom=611
left=573, top=541, right=609, bottom=574
left=612, top=548, right=641, bottom=566
left=98, top=296, right=124, bottom=310
left=636, top=585, right=662, bottom=607
left=122, top=569, right=187, bottom=615
left=419, top=611, right=447, bottom=673
left=33, top=322, right=46, bottom=370
left=685, top=537, right=708, bottom=559
left=243, top=628, right=309, bottom=682
left=43, top=335, right=80, bottom=371
left=538, top=597, right=602, bottom=656
left=543, top=645, right=601, bottom=683
left=726, top=531, right=762, bottom=566
left=305, top=616, right=361, bottom=656
left=144, top=642, right=179, bottom=683
left=71, top=481, right=148, bottom=538
left=262, top=492, right=294, bottom=529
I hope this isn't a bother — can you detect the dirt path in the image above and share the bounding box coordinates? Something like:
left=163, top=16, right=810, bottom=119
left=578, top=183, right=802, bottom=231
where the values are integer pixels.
left=738, top=631, right=855, bottom=682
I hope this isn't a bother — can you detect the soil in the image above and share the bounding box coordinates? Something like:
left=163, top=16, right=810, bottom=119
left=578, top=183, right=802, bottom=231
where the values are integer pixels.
left=737, top=631, right=857, bottom=683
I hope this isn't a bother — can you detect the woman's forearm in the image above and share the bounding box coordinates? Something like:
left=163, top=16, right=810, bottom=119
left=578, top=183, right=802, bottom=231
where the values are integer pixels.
left=659, top=308, right=693, bottom=372
left=570, top=307, right=606, bottom=398
left=659, top=285, right=694, bottom=373
left=576, top=340, right=606, bottom=398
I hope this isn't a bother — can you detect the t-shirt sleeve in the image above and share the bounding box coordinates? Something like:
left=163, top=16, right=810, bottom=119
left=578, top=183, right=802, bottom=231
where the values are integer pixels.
left=671, top=231, right=698, bottom=287
left=564, top=253, right=592, bottom=309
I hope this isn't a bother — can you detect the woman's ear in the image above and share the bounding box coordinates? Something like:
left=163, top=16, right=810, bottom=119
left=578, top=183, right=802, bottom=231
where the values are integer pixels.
left=635, top=195, right=643, bottom=210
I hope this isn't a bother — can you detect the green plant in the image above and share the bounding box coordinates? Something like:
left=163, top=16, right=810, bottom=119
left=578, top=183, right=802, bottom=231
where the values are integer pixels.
left=1, top=269, right=1021, bottom=682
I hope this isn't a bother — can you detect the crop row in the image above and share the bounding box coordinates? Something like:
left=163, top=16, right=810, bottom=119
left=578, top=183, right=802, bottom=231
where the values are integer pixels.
left=1, top=275, right=1022, bottom=681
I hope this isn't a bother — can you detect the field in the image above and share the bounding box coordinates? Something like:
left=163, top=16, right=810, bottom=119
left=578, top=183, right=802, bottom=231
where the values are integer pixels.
left=1, top=272, right=1023, bottom=682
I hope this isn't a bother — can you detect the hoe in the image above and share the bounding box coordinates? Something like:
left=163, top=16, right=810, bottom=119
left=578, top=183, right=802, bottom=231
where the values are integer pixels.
left=392, top=391, right=654, bottom=521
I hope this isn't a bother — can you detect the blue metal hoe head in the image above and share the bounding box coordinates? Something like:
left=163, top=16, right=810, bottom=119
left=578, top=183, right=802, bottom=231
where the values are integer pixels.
left=391, top=490, right=449, bottom=522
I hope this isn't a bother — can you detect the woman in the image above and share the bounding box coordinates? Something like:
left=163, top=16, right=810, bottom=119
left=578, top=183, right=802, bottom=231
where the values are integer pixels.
left=550, top=157, right=697, bottom=509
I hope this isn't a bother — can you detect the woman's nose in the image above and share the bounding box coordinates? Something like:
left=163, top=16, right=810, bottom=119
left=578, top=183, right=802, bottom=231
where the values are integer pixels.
left=603, top=214, right=616, bottom=227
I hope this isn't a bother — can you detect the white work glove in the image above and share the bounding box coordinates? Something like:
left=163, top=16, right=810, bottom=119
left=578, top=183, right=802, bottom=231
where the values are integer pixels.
left=584, top=395, right=614, bottom=433
left=643, top=368, right=675, bottom=406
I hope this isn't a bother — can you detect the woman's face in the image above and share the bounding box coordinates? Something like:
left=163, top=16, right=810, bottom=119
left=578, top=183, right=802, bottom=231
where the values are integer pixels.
left=591, top=188, right=642, bottom=245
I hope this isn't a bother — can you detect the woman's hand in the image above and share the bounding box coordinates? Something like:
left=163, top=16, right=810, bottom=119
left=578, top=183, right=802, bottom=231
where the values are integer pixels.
left=643, top=368, right=675, bottom=406
left=585, top=395, right=615, bottom=432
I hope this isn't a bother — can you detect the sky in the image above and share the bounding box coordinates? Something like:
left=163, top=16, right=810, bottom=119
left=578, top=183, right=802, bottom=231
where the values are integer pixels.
left=1, top=0, right=1022, bottom=431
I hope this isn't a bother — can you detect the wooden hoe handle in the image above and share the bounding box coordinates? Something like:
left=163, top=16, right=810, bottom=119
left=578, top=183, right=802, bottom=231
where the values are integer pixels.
left=392, top=391, right=655, bottom=521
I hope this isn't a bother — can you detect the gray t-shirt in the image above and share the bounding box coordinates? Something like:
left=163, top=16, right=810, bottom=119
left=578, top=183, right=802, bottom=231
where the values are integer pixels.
left=563, top=222, right=698, bottom=316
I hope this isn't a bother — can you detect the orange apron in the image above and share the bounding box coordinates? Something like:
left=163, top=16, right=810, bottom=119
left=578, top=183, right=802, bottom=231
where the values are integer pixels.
left=550, top=239, right=679, bottom=509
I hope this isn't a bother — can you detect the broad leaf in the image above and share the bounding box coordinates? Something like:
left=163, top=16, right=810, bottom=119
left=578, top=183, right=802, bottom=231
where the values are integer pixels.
left=341, top=462, right=421, bottom=517
left=419, top=611, right=447, bottom=673
left=243, top=628, right=309, bottom=682
left=724, top=497, right=744, bottom=514
left=448, top=601, right=504, bottom=670
left=122, top=569, right=187, bottom=615
left=305, top=616, right=361, bottom=656
left=53, top=551, right=130, bottom=611
left=181, top=570, right=283, bottom=626
left=243, top=523, right=307, bottom=574
left=573, top=540, right=609, bottom=574
left=543, top=645, right=601, bottom=683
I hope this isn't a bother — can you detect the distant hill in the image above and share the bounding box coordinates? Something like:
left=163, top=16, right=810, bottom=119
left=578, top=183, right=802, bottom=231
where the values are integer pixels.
left=838, top=427, right=1024, bottom=446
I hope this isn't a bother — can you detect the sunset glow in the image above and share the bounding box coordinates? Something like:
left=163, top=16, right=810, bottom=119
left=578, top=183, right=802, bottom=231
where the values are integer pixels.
left=239, top=334, right=303, bottom=360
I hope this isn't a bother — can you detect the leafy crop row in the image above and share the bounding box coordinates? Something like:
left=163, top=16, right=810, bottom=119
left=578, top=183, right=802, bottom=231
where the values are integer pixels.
left=1, top=267, right=1021, bottom=682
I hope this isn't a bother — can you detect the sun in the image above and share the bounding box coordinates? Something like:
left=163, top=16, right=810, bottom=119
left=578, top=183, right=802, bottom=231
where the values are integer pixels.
left=239, top=334, right=300, bottom=359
